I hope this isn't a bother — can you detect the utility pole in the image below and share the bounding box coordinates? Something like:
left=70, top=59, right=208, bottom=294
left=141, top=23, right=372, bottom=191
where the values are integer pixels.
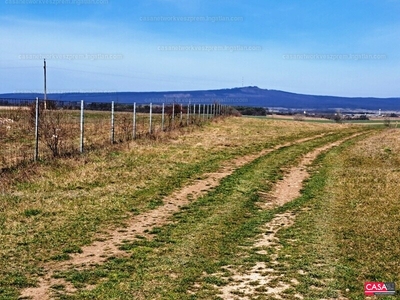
left=43, top=59, right=47, bottom=110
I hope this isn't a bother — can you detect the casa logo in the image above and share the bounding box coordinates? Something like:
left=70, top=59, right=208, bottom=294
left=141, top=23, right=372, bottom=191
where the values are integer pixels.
left=364, top=282, right=396, bottom=296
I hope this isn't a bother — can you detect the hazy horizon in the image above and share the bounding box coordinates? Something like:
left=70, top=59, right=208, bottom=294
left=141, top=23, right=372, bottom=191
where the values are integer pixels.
left=1, top=85, right=400, bottom=100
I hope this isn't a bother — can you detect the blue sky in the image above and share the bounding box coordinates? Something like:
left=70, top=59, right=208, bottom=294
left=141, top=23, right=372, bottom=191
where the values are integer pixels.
left=1, top=0, right=399, bottom=97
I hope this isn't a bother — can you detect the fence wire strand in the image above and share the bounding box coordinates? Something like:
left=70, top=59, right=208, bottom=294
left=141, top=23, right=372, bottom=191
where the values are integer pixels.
left=0, top=99, right=233, bottom=170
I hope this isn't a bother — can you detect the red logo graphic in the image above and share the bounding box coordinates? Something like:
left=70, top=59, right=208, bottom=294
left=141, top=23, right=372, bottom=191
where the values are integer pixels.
left=364, top=282, right=396, bottom=296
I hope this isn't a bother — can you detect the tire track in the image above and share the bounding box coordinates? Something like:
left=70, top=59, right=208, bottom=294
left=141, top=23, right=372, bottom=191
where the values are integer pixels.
left=215, top=135, right=359, bottom=299
left=19, top=133, right=329, bottom=300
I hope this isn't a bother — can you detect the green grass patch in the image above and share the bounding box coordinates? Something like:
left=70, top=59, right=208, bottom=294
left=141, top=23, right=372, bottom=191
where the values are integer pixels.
left=23, top=209, right=42, bottom=217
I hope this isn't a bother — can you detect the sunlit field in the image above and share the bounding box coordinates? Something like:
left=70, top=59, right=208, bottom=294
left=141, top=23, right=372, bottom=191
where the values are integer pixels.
left=1, top=116, right=398, bottom=299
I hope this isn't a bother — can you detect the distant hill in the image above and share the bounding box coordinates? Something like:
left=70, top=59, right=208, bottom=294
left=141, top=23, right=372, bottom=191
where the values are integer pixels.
left=1, top=87, right=400, bottom=111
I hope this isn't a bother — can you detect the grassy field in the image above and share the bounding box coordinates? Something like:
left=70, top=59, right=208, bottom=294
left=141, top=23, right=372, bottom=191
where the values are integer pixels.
left=1, top=116, right=398, bottom=299
left=250, top=114, right=400, bottom=126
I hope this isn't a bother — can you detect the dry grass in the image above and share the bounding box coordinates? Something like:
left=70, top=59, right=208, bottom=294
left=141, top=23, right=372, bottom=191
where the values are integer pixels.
left=0, top=116, right=365, bottom=298
left=257, top=128, right=400, bottom=299
left=0, top=108, right=195, bottom=170
left=327, top=129, right=400, bottom=297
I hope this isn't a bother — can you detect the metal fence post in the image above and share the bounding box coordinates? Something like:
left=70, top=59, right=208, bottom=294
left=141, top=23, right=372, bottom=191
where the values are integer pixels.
left=171, top=103, right=175, bottom=129
left=80, top=100, right=84, bottom=153
left=198, top=103, right=201, bottom=122
left=180, top=103, right=183, bottom=124
left=34, top=97, right=39, bottom=161
left=193, top=103, right=196, bottom=124
left=111, top=101, right=115, bottom=144
left=149, top=102, right=153, bottom=134
left=161, top=103, right=165, bottom=131
left=133, top=102, right=137, bottom=140
left=187, top=102, right=190, bottom=126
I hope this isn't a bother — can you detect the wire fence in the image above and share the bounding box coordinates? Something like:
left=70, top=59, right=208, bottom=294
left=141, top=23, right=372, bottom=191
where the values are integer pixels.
left=0, top=98, right=236, bottom=170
